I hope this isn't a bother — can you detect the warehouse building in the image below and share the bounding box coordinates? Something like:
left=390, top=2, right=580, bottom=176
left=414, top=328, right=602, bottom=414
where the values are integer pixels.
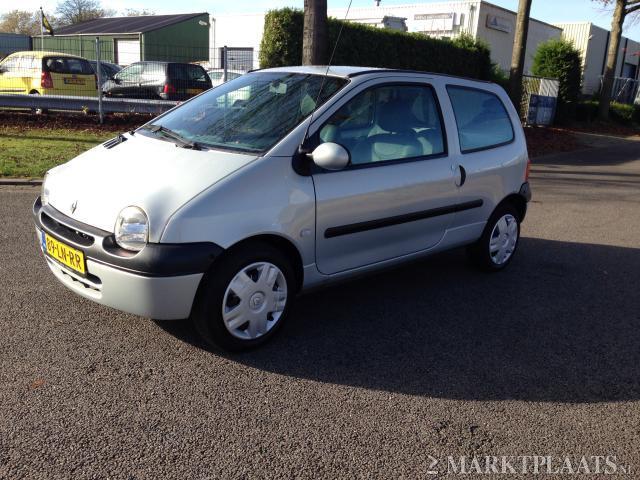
left=33, top=13, right=210, bottom=65
left=555, top=22, right=640, bottom=95
left=211, top=1, right=562, bottom=74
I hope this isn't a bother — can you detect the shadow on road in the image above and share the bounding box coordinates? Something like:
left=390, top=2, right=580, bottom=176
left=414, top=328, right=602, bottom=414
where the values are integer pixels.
left=158, top=238, right=640, bottom=403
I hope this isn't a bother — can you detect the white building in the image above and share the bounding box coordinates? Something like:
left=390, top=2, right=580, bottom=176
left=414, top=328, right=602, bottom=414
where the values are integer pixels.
left=554, top=22, right=640, bottom=95
left=330, top=1, right=562, bottom=73
left=210, top=1, right=562, bottom=74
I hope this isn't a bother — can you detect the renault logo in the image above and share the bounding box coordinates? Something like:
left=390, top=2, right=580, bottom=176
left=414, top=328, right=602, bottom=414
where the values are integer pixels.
left=70, top=201, right=77, bottom=214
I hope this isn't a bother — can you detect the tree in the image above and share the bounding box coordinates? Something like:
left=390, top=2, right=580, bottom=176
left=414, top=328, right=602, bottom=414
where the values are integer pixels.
left=56, top=0, right=115, bottom=25
left=122, top=9, right=155, bottom=17
left=302, top=0, right=328, bottom=65
left=596, top=0, right=640, bottom=120
left=0, top=9, right=58, bottom=35
left=509, top=0, right=533, bottom=115
left=532, top=38, right=582, bottom=120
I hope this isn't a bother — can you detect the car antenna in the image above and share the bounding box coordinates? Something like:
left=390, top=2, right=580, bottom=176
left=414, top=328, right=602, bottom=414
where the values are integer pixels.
left=298, top=0, right=354, bottom=154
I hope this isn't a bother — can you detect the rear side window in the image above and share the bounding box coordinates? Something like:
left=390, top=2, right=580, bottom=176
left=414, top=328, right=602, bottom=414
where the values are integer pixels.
left=447, top=86, right=514, bottom=153
left=44, top=57, right=94, bottom=75
left=170, top=64, right=209, bottom=82
left=141, top=63, right=166, bottom=82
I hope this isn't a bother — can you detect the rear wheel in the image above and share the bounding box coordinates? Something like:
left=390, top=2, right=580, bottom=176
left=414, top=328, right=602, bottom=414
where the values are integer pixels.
left=29, top=91, right=47, bottom=115
left=191, top=242, right=294, bottom=351
left=468, top=203, right=521, bottom=271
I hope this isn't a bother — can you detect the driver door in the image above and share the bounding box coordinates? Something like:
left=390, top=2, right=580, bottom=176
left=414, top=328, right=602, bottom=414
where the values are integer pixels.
left=312, top=81, right=460, bottom=275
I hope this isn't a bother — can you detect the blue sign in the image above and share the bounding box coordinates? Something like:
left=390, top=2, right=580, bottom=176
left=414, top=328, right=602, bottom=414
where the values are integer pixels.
left=527, top=94, right=557, bottom=126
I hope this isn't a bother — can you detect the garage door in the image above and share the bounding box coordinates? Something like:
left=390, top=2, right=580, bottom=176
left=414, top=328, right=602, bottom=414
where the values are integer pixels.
left=115, top=39, right=141, bottom=65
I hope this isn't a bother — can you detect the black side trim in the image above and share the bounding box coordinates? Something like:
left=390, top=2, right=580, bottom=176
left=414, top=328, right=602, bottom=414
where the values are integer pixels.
left=324, top=199, right=483, bottom=239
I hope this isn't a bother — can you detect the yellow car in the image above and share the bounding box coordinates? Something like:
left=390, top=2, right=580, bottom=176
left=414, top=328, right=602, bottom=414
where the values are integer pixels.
left=0, top=51, right=98, bottom=97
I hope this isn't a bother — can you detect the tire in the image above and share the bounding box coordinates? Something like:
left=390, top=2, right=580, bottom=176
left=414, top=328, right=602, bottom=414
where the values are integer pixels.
left=468, top=203, right=521, bottom=272
left=191, top=242, right=295, bottom=352
left=29, top=91, right=47, bottom=115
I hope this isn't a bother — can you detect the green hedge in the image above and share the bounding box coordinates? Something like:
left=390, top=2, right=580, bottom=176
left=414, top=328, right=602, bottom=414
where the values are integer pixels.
left=259, top=9, right=492, bottom=80
left=575, top=100, right=640, bottom=125
left=532, top=39, right=582, bottom=121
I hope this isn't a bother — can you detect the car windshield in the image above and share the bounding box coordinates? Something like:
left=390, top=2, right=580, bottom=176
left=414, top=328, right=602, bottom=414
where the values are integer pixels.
left=139, top=72, right=347, bottom=153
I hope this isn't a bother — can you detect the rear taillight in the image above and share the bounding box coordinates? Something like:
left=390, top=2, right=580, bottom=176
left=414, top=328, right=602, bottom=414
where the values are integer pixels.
left=41, top=71, right=53, bottom=89
left=525, top=156, right=531, bottom=181
left=163, top=83, right=176, bottom=94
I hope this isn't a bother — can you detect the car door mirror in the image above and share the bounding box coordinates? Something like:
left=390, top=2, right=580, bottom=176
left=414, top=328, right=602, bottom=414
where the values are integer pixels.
left=309, top=142, right=350, bottom=171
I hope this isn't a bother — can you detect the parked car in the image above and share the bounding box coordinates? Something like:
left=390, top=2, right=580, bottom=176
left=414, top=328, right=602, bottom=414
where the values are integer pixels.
left=207, top=68, right=244, bottom=86
left=102, top=61, right=212, bottom=101
left=0, top=51, right=98, bottom=97
left=88, top=60, right=121, bottom=88
left=34, top=66, right=531, bottom=351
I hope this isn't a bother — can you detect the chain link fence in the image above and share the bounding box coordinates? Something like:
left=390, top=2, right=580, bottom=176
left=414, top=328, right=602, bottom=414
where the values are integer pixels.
left=520, top=75, right=560, bottom=126
left=0, top=39, right=260, bottom=120
left=602, top=76, right=640, bottom=105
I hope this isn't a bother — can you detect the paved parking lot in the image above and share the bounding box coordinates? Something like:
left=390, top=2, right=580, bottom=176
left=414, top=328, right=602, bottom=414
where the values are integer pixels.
left=1, top=139, right=639, bottom=479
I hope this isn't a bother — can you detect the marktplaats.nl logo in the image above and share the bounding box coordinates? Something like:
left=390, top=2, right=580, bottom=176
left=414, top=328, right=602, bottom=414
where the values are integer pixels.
left=426, top=455, right=632, bottom=476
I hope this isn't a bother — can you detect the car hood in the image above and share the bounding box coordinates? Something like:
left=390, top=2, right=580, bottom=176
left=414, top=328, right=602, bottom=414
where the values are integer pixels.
left=46, top=133, right=259, bottom=242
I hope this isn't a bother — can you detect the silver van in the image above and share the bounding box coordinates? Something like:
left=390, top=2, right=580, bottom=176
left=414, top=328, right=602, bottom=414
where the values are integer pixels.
left=34, top=66, right=531, bottom=350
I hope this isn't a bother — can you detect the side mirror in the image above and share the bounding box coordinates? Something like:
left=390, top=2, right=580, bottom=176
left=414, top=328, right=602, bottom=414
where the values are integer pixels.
left=308, top=142, right=350, bottom=171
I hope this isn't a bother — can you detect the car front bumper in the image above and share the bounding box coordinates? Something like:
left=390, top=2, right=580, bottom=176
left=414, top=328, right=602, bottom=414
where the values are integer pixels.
left=33, top=197, right=223, bottom=320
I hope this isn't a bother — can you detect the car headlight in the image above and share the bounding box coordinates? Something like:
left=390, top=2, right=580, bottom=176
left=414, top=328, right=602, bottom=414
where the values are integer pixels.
left=41, top=173, right=50, bottom=206
left=114, top=206, right=148, bottom=252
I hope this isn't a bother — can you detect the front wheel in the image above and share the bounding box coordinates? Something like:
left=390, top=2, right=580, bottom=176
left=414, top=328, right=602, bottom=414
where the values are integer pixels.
left=468, top=204, right=521, bottom=271
left=191, top=243, right=295, bottom=351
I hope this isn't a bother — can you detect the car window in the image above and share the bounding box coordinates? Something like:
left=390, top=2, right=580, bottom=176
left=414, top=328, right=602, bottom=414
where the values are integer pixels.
left=141, top=63, right=166, bottom=82
left=143, top=72, right=346, bottom=153
left=0, top=57, right=18, bottom=72
left=319, top=84, right=446, bottom=165
left=44, top=57, right=93, bottom=75
left=116, top=63, right=143, bottom=81
left=170, top=64, right=209, bottom=82
left=447, top=86, right=514, bottom=153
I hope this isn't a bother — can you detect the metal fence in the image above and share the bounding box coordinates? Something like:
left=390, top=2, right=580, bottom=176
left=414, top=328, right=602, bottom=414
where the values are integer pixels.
left=601, top=76, right=640, bottom=105
left=520, top=75, right=560, bottom=126
left=0, top=39, right=260, bottom=121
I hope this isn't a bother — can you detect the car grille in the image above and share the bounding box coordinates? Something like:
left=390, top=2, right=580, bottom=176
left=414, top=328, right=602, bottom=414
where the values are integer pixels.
left=41, top=212, right=95, bottom=247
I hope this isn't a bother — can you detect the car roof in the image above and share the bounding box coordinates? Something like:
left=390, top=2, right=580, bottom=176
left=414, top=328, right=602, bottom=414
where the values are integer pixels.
left=6, top=50, right=88, bottom=60
left=253, top=65, right=492, bottom=84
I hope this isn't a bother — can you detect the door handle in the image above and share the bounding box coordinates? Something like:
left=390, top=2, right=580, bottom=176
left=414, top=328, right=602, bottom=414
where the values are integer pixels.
left=453, top=164, right=466, bottom=187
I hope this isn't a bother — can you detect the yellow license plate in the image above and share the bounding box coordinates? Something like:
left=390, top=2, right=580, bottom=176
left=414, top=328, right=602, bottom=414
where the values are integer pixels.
left=187, top=88, right=202, bottom=94
left=43, top=232, right=86, bottom=275
left=63, top=77, right=86, bottom=85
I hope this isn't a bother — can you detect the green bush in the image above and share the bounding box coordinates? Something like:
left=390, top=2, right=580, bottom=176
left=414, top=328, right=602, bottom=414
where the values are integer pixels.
left=532, top=39, right=582, bottom=120
left=575, top=100, right=640, bottom=125
left=259, top=9, right=492, bottom=80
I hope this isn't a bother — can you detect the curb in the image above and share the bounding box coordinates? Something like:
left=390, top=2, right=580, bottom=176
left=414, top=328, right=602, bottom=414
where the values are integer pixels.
left=0, top=178, right=43, bottom=186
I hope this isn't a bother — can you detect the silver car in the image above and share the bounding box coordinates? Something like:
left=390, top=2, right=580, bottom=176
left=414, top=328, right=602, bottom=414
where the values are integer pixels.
left=34, top=66, right=531, bottom=351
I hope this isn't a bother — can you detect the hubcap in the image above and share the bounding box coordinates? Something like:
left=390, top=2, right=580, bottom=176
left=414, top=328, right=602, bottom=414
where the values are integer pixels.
left=489, top=214, right=518, bottom=265
left=222, top=262, right=288, bottom=340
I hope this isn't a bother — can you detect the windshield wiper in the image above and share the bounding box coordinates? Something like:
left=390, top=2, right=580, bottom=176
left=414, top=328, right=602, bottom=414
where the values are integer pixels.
left=140, top=124, right=205, bottom=150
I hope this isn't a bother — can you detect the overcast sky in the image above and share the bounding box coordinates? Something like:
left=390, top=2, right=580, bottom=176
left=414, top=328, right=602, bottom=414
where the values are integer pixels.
left=4, top=0, right=639, bottom=41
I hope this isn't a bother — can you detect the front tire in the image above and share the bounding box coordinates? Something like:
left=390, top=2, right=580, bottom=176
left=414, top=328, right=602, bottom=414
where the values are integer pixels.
left=468, top=203, right=521, bottom=271
left=191, top=243, right=295, bottom=351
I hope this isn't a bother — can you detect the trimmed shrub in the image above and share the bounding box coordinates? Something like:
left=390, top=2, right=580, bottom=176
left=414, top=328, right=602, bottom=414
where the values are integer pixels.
left=531, top=39, right=582, bottom=120
left=575, top=100, right=640, bottom=125
left=259, top=9, right=492, bottom=80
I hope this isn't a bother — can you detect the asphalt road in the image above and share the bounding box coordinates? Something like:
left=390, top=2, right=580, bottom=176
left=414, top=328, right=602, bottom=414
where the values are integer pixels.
left=1, top=138, right=639, bottom=479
